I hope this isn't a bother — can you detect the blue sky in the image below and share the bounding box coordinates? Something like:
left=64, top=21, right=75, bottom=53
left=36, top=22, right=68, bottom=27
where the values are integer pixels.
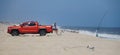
left=0, top=0, right=120, bottom=27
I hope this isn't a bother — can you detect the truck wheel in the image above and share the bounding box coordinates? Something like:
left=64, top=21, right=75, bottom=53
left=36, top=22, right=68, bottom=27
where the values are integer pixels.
left=11, top=30, right=19, bottom=36
left=39, top=30, right=46, bottom=36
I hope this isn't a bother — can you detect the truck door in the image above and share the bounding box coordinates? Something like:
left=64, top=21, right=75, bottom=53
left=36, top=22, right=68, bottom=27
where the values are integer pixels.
left=21, top=22, right=38, bottom=33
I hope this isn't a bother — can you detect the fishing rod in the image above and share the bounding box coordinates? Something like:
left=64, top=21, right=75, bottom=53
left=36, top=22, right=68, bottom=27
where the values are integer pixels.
left=96, top=9, right=109, bottom=37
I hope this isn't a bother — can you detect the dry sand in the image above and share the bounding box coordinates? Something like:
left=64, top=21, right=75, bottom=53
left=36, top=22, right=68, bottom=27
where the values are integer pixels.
left=0, top=23, right=120, bottom=55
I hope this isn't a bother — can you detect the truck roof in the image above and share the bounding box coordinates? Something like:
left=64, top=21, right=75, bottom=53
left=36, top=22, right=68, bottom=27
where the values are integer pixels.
left=22, top=21, right=38, bottom=23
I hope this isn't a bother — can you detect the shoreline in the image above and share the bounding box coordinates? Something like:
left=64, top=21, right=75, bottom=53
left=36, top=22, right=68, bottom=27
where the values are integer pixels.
left=60, top=28, right=120, bottom=40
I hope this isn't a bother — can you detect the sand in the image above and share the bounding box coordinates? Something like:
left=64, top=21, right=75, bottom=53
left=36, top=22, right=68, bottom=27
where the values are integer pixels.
left=0, top=23, right=120, bottom=55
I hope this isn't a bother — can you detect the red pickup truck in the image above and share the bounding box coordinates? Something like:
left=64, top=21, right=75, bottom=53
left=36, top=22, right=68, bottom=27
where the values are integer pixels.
left=7, top=21, right=53, bottom=36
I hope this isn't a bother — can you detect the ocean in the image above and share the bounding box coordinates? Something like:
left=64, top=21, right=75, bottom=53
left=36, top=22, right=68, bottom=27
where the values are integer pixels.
left=61, top=26, right=120, bottom=39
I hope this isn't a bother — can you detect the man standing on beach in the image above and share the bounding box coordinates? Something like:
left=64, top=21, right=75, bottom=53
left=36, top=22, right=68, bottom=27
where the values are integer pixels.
left=53, top=22, right=58, bottom=35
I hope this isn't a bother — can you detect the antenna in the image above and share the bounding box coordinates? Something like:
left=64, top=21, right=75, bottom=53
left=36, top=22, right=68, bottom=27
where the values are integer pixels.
left=96, top=9, right=109, bottom=37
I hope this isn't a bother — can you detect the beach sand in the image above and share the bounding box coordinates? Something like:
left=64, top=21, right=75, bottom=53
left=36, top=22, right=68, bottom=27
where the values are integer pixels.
left=0, top=23, right=120, bottom=55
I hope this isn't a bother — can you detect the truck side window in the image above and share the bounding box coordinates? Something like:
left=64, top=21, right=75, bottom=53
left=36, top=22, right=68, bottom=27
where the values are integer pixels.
left=28, top=22, right=35, bottom=26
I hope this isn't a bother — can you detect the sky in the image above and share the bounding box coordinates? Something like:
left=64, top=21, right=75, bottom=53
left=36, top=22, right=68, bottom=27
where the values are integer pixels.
left=0, top=0, right=120, bottom=27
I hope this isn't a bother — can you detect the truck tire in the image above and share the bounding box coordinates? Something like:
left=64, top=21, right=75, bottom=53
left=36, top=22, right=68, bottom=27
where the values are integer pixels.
left=11, top=30, right=19, bottom=36
left=39, top=30, right=46, bottom=36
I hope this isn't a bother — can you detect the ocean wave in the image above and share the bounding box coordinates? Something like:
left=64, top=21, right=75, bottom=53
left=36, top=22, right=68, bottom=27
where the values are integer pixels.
left=98, top=33, right=120, bottom=39
left=62, top=29, right=120, bottom=39
left=60, top=26, right=120, bottom=39
left=78, top=30, right=96, bottom=36
left=79, top=30, right=120, bottom=39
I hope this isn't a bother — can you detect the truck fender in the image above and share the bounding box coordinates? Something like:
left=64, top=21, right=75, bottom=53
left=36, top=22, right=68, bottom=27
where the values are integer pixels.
left=39, top=29, right=46, bottom=32
left=11, top=29, right=19, bottom=33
